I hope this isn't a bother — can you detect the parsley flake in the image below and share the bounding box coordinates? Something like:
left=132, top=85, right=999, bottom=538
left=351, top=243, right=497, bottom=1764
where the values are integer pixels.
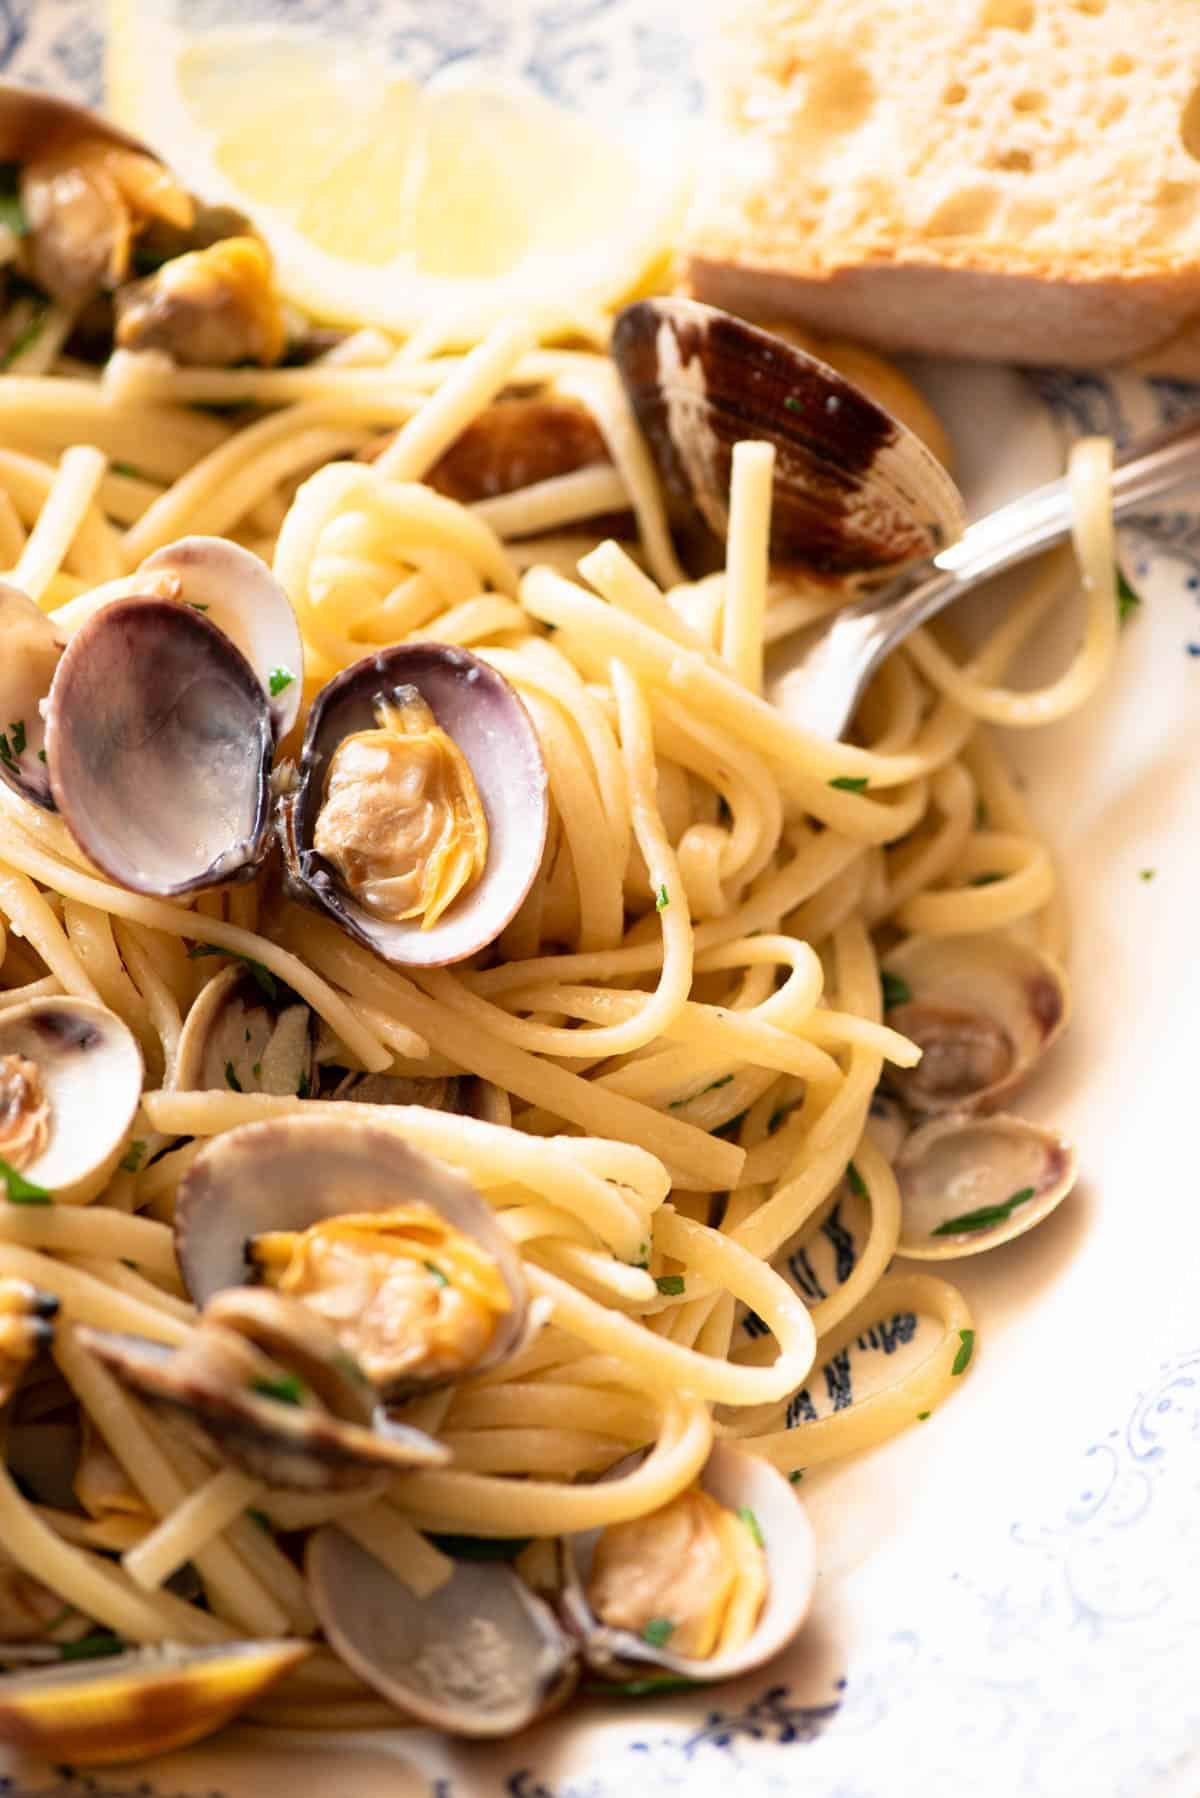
left=783, top=395, right=804, bottom=414
left=655, top=1274, right=685, bottom=1296
left=58, top=1632, right=126, bottom=1662
left=224, top=1061, right=242, bottom=1092
left=640, top=1617, right=675, bottom=1648
left=970, top=871, right=1005, bottom=887
left=1116, top=567, right=1141, bottom=624
left=655, top=884, right=670, bottom=911
left=845, top=1160, right=867, bottom=1199
left=932, top=1186, right=1035, bottom=1237
left=0, top=173, right=28, bottom=239
left=9, top=719, right=25, bottom=757
left=0, top=1158, right=51, bottom=1205
left=917, top=1410, right=931, bottom=1421
left=788, top=1469, right=804, bottom=1484
left=829, top=775, right=869, bottom=793
left=187, top=602, right=210, bottom=613
left=269, top=666, right=295, bottom=697
left=951, top=1328, right=976, bottom=1376
left=1, top=300, right=48, bottom=371
left=111, top=461, right=143, bottom=479
left=297, top=1072, right=311, bottom=1099
left=251, top=1373, right=305, bottom=1406
left=1139, top=868, right=1156, bottom=882
left=423, top=1261, right=449, bottom=1288
left=119, top=1140, right=146, bottom=1174
left=583, top=1674, right=699, bottom=1699
left=0, top=733, right=14, bottom=772
left=880, top=970, right=911, bottom=1010
left=737, top=1504, right=764, bottom=1547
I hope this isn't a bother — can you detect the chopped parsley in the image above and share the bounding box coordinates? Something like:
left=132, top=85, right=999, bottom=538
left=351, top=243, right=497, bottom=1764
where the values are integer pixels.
left=0, top=1158, right=51, bottom=1205
left=248, top=1508, right=274, bottom=1534
left=297, top=1072, right=311, bottom=1099
left=251, top=1373, right=305, bottom=1407
left=669, top=1074, right=734, bottom=1110
left=252, top=1061, right=263, bottom=1078
left=783, top=395, right=804, bottom=414
left=9, top=719, right=25, bottom=757
left=829, top=775, right=869, bottom=793
left=632, top=1240, right=650, bottom=1271
left=932, top=1186, right=1035, bottom=1237
left=737, top=1504, right=764, bottom=1547
left=58, top=1632, right=126, bottom=1662
left=788, top=1469, right=803, bottom=1484
left=583, top=1674, right=699, bottom=1699
left=640, top=1617, right=675, bottom=1649
left=428, top=1533, right=531, bottom=1562
left=951, top=1328, right=975, bottom=1377
left=188, top=944, right=279, bottom=1003
left=111, top=461, right=143, bottom=480
left=655, top=884, right=670, bottom=911
left=845, top=1160, right=867, bottom=1199
left=880, top=970, right=911, bottom=1010
left=0, top=171, right=28, bottom=238
left=423, top=1261, right=449, bottom=1288
left=1116, top=567, right=1141, bottom=624
left=917, top=1410, right=931, bottom=1421
left=36, top=748, right=45, bottom=763
left=655, top=1274, right=685, bottom=1296
left=0, top=732, right=14, bottom=772
left=1, top=299, right=48, bottom=371
left=187, top=602, right=210, bottom=613
left=970, top=871, right=1005, bottom=887
left=1139, top=868, right=1156, bottom=882
left=119, top=1140, right=146, bottom=1174
left=268, top=666, right=295, bottom=697
left=224, top=1061, right=242, bottom=1092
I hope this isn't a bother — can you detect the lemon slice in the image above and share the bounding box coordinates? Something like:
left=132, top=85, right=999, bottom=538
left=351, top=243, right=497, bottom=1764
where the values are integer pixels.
left=105, top=12, right=688, bottom=342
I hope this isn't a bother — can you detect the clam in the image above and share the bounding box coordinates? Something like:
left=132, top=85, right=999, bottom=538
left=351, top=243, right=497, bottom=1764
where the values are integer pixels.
left=0, top=583, right=62, bottom=811
left=896, top=1112, right=1077, bottom=1259
left=0, top=81, right=191, bottom=307
left=880, top=933, right=1069, bottom=1117
left=45, top=597, right=273, bottom=898
left=610, top=297, right=965, bottom=579
left=559, top=1442, right=815, bottom=1683
left=0, top=997, right=142, bottom=1204
left=278, top=644, right=547, bottom=969
left=0, top=1639, right=309, bottom=1765
left=176, top=963, right=315, bottom=1099
left=307, top=1527, right=577, bottom=1737
left=78, top=1302, right=447, bottom=1492
left=174, top=1115, right=530, bottom=1401
left=0, top=1281, right=58, bottom=1408
left=135, top=537, right=304, bottom=737
left=114, top=235, right=287, bottom=368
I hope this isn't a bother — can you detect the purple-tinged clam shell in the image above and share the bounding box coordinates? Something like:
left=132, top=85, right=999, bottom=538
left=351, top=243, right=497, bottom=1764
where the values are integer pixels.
left=611, top=296, right=965, bottom=579
left=279, top=643, right=547, bottom=969
left=137, top=537, right=304, bottom=738
left=45, top=597, right=272, bottom=897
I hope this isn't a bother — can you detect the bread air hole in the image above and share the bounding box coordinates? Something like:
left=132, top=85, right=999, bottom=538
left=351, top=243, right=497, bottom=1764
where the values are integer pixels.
left=1182, top=85, right=1200, bottom=162
left=980, top=0, right=1035, bottom=29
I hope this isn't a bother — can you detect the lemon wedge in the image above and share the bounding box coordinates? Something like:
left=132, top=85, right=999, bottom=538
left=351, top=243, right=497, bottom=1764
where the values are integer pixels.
left=105, top=13, right=688, bottom=342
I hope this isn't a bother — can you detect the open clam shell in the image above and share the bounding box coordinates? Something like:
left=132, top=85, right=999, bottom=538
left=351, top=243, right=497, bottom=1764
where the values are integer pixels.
left=174, top=1115, right=530, bottom=1399
left=881, top=933, right=1069, bottom=1117
left=0, top=998, right=142, bottom=1204
left=0, top=1639, right=309, bottom=1766
left=0, top=82, right=151, bottom=165
left=278, top=643, right=548, bottom=969
left=896, top=1112, right=1077, bottom=1259
left=559, top=1442, right=815, bottom=1683
left=45, top=597, right=273, bottom=898
left=77, top=1324, right=447, bottom=1492
left=176, top=964, right=315, bottom=1099
left=307, top=1526, right=577, bottom=1737
left=137, top=538, right=305, bottom=739
left=0, top=583, right=62, bottom=811
left=611, top=297, right=965, bottom=579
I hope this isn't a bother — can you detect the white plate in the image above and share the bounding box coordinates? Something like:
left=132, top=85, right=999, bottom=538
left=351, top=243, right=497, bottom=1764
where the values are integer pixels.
left=6, top=8, right=1200, bottom=1795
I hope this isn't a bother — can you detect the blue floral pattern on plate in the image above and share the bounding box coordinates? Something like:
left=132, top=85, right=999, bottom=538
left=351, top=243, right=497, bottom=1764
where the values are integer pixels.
left=2, top=7, right=1200, bottom=1796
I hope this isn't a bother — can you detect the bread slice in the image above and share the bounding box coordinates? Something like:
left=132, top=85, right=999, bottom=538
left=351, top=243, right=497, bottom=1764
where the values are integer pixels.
left=683, top=0, right=1200, bottom=370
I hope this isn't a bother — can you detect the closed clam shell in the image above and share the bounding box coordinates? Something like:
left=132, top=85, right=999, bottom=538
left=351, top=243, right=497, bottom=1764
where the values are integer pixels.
left=279, top=643, right=548, bottom=968
left=45, top=597, right=273, bottom=897
left=611, top=297, right=965, bottom=579
left=0, top=1639, right=309, bottom=1766
left=307, top=1526, right=577, bottom=1737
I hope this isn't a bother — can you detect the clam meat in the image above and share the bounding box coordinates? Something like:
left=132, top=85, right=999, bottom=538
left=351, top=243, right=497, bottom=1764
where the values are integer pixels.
left=279, top=643, right=547, bottom=968
left=175, top=1115, right=530, bottom=1401
left=114, top=234, right=286, bottom=367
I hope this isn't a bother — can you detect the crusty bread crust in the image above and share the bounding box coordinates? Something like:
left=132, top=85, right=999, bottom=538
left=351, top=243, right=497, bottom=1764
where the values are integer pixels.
left=688, top=254, right=1200, bottom=371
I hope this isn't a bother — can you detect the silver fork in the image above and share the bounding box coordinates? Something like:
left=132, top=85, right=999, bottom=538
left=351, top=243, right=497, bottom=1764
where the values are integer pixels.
left=767, top=410, right=1200, bottom=738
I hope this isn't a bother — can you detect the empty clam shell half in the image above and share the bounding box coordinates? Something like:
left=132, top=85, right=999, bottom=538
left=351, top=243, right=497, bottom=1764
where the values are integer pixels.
left=173, top=1114, right=530, bottom=1398
left=0, top=583, right=61, bottom=810
left=175, top=964, right=315, bottom=1100
left=560, top=1441, right=815, bottom=1683
left=45, top=597, right=273, bottom=898
left=611, top=297, right=966, bottom=579
left=0, top=998, right=142, bottom=1204
left=0, top=81, right=152, bottom=165
left=279, top=643, right=548, bottom=968
left=881, top=932, right=1069, bottom=1117
left=137, top=537, right=305, bottom=738
left=0, top=1639, right=309, bottom=1766
left=896, top=1112, right=1077, bottom=1259
left=307, top=1526, right=577, bottom=1737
